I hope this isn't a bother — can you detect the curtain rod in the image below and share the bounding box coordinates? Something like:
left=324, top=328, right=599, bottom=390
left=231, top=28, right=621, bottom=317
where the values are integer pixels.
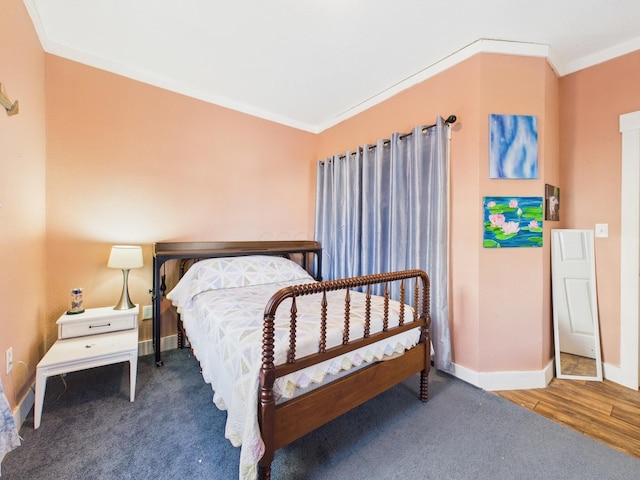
left=333, top=114, right=457, bottom=160
left=399, top=114, right=457, bottom=140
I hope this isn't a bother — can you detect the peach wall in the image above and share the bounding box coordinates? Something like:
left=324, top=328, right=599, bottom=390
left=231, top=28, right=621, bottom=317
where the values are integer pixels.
left=45, top=57, right=317, bottom=348
left=0, top=0, right=46, bottom=411
left=560, top=49, right=640, bottom=366
left=476, top=55, right=557, bottom=372
left=318, top=54, right=558, bottom=374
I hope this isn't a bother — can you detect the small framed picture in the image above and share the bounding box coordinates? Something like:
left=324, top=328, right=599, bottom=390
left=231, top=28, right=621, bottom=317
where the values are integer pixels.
left=545, top=184, right=560, bottom=221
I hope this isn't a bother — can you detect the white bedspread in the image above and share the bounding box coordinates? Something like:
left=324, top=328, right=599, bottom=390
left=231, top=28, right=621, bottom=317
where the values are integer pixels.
left=167, top=256, right=420, bottom=480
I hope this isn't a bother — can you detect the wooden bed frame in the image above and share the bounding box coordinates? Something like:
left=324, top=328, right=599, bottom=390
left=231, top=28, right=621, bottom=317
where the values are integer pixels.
left=152, top=241, right=431, bottom=479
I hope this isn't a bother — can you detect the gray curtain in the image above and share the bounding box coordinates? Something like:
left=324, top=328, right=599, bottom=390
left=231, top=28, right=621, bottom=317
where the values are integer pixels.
left=314, top=117, right=453, bottom=372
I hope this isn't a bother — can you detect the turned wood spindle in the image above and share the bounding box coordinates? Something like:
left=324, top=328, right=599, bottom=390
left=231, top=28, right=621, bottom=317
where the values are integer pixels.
left=287, top=297, right=298, bottom=363
left=319, top=291, right=327, bottom=353
left=342, top=289, right=351, bottom=344
left=364, top=284, right=371, bottom=337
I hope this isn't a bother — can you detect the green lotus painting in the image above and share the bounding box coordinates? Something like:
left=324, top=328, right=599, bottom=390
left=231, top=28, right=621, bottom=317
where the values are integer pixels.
left=483, top=196, right=543, bottom=248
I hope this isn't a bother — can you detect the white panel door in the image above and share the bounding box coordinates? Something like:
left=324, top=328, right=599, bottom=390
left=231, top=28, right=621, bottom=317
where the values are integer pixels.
left=551, top=229, right=599, bottom=358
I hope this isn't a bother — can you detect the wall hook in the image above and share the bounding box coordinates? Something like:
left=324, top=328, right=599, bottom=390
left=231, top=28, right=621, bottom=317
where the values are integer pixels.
left=0, top=83, right=19, bottom=116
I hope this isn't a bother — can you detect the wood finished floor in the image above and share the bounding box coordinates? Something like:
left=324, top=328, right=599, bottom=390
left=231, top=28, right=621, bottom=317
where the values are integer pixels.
left=494, top=378, right=640, bottom=459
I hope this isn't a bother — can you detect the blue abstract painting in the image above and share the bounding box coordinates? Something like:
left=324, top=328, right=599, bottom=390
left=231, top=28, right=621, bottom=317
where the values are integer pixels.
left=489, top=114, right=538, bottom=179
left=483, top=196, right=543, bottom=248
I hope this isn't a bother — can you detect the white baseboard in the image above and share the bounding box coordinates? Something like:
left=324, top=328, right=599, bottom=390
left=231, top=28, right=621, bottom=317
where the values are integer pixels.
left=12, top=386, right=34, bottom=430
left=602, top=361, right=629, bottom=388
left=451, top=359, right=555, bottom=391
left=451, top=359, right=638, bottom=392
left=138, top=334, right=178, bottom=357
left=603, top=362, right=640, bottom=390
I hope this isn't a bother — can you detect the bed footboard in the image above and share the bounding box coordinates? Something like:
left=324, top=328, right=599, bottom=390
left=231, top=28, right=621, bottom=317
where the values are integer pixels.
left=258, top=269, right=431, bottom=479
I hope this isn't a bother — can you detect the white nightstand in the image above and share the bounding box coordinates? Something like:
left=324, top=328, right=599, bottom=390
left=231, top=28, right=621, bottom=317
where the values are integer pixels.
left=34, top=306, right=139, bottom=429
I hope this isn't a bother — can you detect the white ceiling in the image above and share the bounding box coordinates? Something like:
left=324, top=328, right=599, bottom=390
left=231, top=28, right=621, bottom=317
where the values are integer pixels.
left=24, top=0, right=640, bottom=133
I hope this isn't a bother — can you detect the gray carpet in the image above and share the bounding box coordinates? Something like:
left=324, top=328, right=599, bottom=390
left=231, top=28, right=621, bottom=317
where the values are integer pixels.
left=2, top=349, right=639, bottom=480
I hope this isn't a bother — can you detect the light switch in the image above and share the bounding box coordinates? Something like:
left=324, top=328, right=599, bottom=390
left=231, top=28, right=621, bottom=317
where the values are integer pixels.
left=595, top=224, right=608, bottom=238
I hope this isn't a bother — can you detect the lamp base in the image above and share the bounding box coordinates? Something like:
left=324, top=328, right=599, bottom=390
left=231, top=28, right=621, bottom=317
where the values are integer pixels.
left=114, top=269, right=136, bottom=310
left=113, top=297, right=136, bottom=310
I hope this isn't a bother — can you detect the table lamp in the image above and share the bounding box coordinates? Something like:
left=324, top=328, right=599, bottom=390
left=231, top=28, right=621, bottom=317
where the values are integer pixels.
left=108, top=245, right=143, bottom=310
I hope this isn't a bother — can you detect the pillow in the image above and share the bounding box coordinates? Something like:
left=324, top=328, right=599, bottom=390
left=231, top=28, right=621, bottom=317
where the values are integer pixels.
left=167, top=255, right=314, bottom=306
left=165, top=258, right=206, bottom=306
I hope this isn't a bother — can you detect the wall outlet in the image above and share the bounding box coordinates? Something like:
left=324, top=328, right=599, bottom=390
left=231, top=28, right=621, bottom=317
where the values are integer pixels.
left=142, top=305, right=153, bottom=320
left=6, top=347, right=12, bottom=374
left=595, top=223, right=609, bottom=238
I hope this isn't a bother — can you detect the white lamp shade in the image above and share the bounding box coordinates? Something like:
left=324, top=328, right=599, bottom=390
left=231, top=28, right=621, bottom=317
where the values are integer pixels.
left=108, top=245, right=143, bottom=269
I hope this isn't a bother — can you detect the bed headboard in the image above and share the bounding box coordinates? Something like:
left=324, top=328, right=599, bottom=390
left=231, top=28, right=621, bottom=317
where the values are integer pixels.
left=151, top=240, right=322, bottom=366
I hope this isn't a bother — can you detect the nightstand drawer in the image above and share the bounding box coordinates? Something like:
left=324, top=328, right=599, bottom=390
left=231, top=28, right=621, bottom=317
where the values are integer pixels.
left=57, top=306, right=138, bottom=339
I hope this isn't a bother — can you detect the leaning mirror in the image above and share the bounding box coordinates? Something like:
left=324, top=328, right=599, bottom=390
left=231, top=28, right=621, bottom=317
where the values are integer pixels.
left=551, top=229, right=603, bottom=381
